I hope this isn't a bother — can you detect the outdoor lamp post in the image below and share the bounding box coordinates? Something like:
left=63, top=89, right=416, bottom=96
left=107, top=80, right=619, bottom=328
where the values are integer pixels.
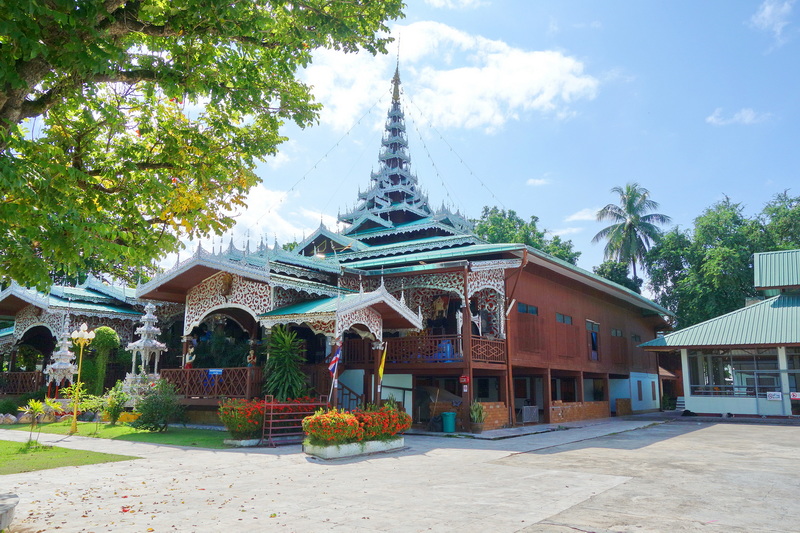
left=69, top=323, right=95, bottom=434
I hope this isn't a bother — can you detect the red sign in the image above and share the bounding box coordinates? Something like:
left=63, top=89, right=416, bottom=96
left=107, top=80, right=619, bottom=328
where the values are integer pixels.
left=459, top=375, right=470, bottom=384
left=790, top=392, right=800, bottom=400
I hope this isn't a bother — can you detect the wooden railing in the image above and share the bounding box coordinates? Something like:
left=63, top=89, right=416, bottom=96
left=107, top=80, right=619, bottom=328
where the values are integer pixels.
left=385, top=335, right=464, bottom=364
left=0, top=371, right=44, bottom=395
left=160, top=367, right=262, bottom=399
left=338, top=382, right=365, bottom=411
left=471, top=336, right=507, bottom=364
left=343, top=338, right=372, bottom=365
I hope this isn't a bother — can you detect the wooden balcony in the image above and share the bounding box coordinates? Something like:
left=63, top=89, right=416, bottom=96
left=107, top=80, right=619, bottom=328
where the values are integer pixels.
left=385, top=335, right=464, bottom=364
left=0, top=371, right=44, bottom=395
left=160, top=367, right=262, bottom=404
left=471, top=336, right=506, bottom=364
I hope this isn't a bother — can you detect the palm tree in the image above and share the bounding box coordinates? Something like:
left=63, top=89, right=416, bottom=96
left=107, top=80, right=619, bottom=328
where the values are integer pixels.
left=592, top=183, right=671, bottom=282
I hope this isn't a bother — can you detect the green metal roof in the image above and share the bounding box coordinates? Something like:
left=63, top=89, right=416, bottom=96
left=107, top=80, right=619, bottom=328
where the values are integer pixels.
left=640, top=294, right=800, bottom=349
left=343, top=243, right=524, bottom=269
left=259, top=295, right=361, bottom=317
left=754, top=249, right=800, bottom=289
left=47, top=293, right=142, bottom=315
left=0, top=326, right=13, bottom=338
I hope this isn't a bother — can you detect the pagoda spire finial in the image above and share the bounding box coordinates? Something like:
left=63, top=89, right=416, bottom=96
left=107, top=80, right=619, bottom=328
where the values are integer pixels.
left=392, top=61, right=401, bottom=103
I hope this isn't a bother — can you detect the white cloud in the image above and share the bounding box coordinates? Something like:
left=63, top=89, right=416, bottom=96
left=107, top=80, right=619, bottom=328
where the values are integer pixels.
left=526, top=178, right=550, bottom=186
left=565, top=207, right=600, bottom=222
left=573, top=21, right=603, bottom=30
left=750, top=0, right=795, bottom=44
left=425, top=0, right=486, bottom=8
left=302, top=21, right=599, bottom=133
left=549, top=227, right=583, bottom=237
left=706, top=107, right=772, bottom=126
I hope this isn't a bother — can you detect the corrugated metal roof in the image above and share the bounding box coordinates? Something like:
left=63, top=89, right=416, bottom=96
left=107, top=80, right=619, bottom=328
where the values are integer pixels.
left=754, top=249, right=800, bottom=289
left=47, top=294, right=142, bottom=315
left=344, top=243, right=524, bottom=269
left=640, top=294, right=800, bottom=348
left=259, top=295, right=359, bottom=317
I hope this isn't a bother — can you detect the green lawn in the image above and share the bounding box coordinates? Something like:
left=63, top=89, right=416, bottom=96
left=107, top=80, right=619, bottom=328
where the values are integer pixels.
left=2, top=421, right=230, bottom=449
left=0, top=439, right=136, bottom=475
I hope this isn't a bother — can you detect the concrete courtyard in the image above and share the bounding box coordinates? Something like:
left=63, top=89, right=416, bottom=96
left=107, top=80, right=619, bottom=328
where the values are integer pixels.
left=2, top=418, right=798, bottom=532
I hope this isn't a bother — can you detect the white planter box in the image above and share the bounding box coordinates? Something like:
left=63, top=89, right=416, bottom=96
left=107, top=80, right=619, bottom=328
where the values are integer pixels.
left=223, top=438, right=261, bottom=447
left=304, top=437, right=404, bottom=459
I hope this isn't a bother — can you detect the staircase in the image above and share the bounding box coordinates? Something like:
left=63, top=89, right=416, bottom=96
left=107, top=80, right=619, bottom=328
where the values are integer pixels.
left=675, top=396, right=686, bottom=410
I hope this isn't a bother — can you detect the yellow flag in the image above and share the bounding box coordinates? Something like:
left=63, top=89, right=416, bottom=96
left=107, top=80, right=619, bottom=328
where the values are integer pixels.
left=378, top=345, right=387, bottom=383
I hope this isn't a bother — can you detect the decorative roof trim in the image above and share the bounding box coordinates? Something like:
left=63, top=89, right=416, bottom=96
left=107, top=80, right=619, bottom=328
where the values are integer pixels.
left=0, top=282, right=50, bottom=310
left=136, top=246, right=270, bottom=297
left=337, top=235, right=479, bottom=263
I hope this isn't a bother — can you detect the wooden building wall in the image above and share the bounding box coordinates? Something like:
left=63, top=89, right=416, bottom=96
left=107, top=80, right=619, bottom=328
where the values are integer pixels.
left=507, top=263, right=661, bottom=375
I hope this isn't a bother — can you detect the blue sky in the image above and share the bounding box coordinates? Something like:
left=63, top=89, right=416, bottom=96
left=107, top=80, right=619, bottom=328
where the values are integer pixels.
left=204, top=0, right=800, bottom=275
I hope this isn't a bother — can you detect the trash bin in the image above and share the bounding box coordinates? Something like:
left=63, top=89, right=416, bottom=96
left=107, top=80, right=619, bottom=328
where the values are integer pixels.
left=441, top=411, right=456, bottom=433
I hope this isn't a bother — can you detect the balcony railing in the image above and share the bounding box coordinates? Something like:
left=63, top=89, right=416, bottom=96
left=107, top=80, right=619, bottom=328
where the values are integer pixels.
left=161, top=367, right=262, bottom=400
left=343, top=338, right=372, bottom=365
left=471, top=336, right=506, bottom=364
left=0, top=371, right=44, bottom=395
left=385, top=335, right=464, bottom=364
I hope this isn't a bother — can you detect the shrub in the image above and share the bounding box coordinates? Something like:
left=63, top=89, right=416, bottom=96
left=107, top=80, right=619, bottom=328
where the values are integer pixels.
left=302, top=408, right=364, bottom=446
left=303, top=405, right=411, bottom=446
left=91, top=326, right=120, bottom=395
left=103, top=381, right=130, bottom=426
left=218, top=398, right=263, bottom=440
left=352, top=405, right=412, bottom=441
left=129, top=379, right=184, bottom=432
left=0, top=398, right=17, bottom=415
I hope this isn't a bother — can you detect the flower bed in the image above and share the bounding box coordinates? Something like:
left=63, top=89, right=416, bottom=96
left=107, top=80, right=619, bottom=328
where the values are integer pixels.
left=301, top=405, right=412, bottom=457
left=218, top=396, right=319, bottom=441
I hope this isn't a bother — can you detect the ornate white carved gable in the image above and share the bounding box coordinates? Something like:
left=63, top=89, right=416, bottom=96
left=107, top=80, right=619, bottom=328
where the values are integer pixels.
left=184, top=272, right=271, bottom=334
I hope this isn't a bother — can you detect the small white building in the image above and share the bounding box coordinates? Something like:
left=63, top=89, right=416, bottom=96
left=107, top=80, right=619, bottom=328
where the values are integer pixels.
left=642, top=250, right=800, bottom=417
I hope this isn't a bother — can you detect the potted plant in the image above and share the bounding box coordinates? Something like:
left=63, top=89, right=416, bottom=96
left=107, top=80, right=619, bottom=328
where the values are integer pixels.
left=469, top=402, right=486, bottom=434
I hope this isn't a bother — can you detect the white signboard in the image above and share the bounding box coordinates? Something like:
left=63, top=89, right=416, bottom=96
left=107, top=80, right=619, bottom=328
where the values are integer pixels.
left=790, top=392, right=800, bottom=400
left=766, top=391, right=782, bottom=401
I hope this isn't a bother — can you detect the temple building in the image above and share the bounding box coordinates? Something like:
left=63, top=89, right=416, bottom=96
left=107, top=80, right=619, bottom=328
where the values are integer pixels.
left=1, top=68, right=672, bottom=428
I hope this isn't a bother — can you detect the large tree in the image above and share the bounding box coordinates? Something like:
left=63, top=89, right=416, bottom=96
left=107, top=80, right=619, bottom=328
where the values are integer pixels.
left=592, top=260, right=642, bottom=294
left=592, top=182, right=671, bottom=282
left=474, top=206, right=581, bottom=265
left=0, top=0, right=404, bottom=290
left=645, top=193, right=800, bottom=329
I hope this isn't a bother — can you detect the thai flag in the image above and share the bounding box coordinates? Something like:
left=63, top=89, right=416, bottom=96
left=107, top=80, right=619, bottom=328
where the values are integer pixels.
left=328, top=347, right=341, bottom=377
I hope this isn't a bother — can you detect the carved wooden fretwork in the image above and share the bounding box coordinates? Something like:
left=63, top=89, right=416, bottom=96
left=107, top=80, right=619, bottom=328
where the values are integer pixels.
left=471, top=288, right=504, bottom=338
left=184, top=272, right=271, bottom=334
left=467, top=269, right=505, bottom=299
left=14, top=306, right=140, bottom=345
left=336, top=307, right=382, bottom=341
left=14, top=305, right=63, bottom=340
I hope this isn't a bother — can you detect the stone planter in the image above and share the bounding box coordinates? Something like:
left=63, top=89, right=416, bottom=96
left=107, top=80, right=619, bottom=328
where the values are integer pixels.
left=223, top=438, right=262, bottom=447
left=304, top=437, right=405, bottom=460
left=0, top=493, right=19, bottom=531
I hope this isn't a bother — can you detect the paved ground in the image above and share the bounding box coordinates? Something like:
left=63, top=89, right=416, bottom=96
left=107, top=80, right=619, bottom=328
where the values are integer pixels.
left=1, top=416, right=798, bottom=532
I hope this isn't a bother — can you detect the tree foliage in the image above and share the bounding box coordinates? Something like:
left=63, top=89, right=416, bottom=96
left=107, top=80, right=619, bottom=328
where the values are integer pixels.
left=645, top=193, right=800, bottom=329
left=263, top=325, right=307, bottom=401
left=0, top=0, right=404, bottom=290
left=592, top=260, right=642, bottom=294
left=592, top=183, right=671, bottom=281
left=90, top=326, right=120, bottom=395
left=474, top=206, right=581, bottom=265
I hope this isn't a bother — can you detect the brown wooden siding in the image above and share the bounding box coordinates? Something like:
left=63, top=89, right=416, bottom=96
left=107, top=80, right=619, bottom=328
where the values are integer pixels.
left=509, top=265, right=660, bottom=375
